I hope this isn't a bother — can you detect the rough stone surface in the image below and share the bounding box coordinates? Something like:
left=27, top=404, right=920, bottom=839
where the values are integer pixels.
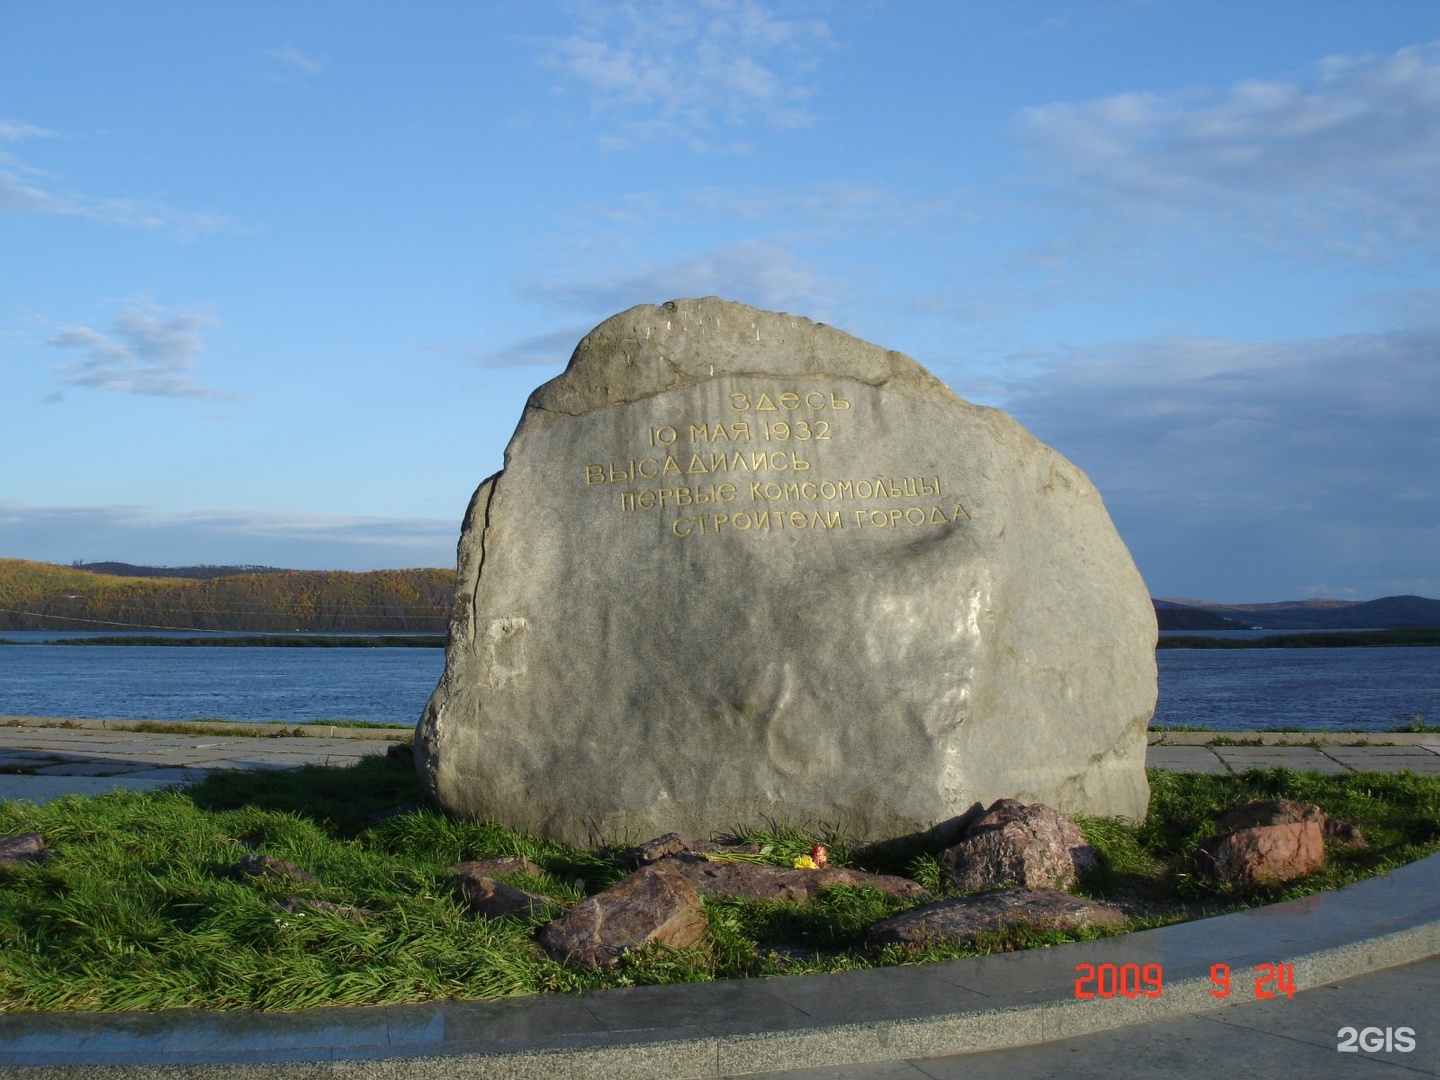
left=536, top=861, right=708, bottom=969
left=865, top=887, right=1126, bottom=949
left=940, top=799, right=1098, bottom=893
left=663, top=853, right=929, bottom=903
left=449, top=860, right=553, bottom=918
left=229, top=854, right=317, bottom=885
left=1213, top=799, right=1364, bottom=845
left=275, top=898, right=374, bottom=922
left=0, top=833, right=48, bottom=868
left=1198, top=821, right=1327, bottom=886
left=451, top=856, right=547, bottom=880
left=418, top=297, right=1156, bottom=845
left=620, top=832, right=691, bottom=868
left=385, top=743, right=414, bottom=766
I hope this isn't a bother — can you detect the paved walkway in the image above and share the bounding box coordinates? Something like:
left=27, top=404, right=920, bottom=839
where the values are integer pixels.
left=0, top=717, right=1437, bottom=1077
left=0, top=718, right=1436, bottom=804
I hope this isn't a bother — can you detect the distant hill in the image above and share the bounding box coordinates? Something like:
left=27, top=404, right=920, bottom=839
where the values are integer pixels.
left=0, top=559, right=456, bottom=632
left=74, top=562, right=291, bottom=580
left=1156, top=595, right=1440, bottom=630
left=1152, top=600, right=1249, bottom=631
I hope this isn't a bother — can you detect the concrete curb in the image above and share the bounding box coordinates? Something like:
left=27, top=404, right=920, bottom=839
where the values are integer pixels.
left=1, top=851, right=1436, bottom=1077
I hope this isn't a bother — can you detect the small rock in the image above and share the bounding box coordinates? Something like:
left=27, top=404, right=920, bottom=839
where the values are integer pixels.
left=619, top=832, right=691, bottom=868
left=361, top=804, right=425, bottom=826
left=664, top=853, right=928, bottom=903
left=450, top=856, right=546, bottom=880
left=0, top=833, right=48, bottom=868
left=940, top=799, right=1097, bottom=893
left=1213, top=799, right=1363, bottom=846
left=385, top=743, right=414, bottom=765
left=449, top=863, right=552, bottom=919
left=866, top=888, right=1125, bottom=949
left=537, top=861, right=708, bottom=969
left=1197, top=821, right=1326, bottom=886
left=230, top=854, right=318, bottom=884
left=275, top=898, right=375, bottom=922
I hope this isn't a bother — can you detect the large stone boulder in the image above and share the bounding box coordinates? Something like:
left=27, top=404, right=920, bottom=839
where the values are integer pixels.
left=417, top=298, right=1155, bottom=846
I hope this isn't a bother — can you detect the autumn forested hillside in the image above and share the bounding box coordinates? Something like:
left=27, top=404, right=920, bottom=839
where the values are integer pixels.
left=0, top=560, right=456, bottom=632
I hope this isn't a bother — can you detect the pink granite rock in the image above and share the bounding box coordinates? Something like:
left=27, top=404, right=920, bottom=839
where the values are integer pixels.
left=663, top=853, right=928, bottom=903
left=940, top=799, right=1098, bottom=892
left=866, top=887, right=1125, bottom=949
left=537, top=861, right=708, bottom=969
left=1198, top=820, right=1326, bottom=886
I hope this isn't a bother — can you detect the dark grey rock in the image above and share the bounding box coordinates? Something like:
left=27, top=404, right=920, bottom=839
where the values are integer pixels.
left=418, top=298, right=1155, bottom=846
left=0, top=833, right=48, bottom=868
left=865, top=887, right=1126, bottom=949
left=275, top=898, right=375, bottom=922
left=450, top=856, right=546, bottom=879
left=449, top=860, right=553, bottom=918
left=619, top=832, right=691, bottom=868
left=229, top=854, right=317, bottom=884
left=385, top=743, right=414, bottom=765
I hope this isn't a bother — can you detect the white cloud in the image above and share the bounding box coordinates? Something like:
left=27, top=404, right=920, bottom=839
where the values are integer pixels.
left=1018, top=39, right=1440, bottom=257
left=262, top=45, right=325, bottom=81
left=0, top=118, right=57, bottom=142
left=538, top=0, right=833, bottom=149
left=47, top=304, right=237, bottom=401
left=0, top=116, right=236, bottom=237
left=989, top=325, right=1440, bottom=599
left=520, top=239, right=841, bottom=321
left=575, top=182, right=960, bottom=235
left=424, top=327, right=586, bottom=370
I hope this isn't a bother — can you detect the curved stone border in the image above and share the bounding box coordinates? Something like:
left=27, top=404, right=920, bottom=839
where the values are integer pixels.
left=0, top=851, right=1436, bottom=1077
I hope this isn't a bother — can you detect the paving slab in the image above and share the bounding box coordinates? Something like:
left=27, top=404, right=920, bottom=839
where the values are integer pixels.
left=1213, top=747, right=1352, bottom=774
left=1322, top=748, right=1440, bottom=775
left=1143, top=746, right=1230, bottom=774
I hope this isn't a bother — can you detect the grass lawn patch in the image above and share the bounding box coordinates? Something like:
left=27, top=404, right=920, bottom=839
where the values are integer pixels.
left=0, top=760, right=1435, bottom=1012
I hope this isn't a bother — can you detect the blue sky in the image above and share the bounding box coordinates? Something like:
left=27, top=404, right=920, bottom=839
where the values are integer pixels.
left=2, top=1, right=1437, bottom=602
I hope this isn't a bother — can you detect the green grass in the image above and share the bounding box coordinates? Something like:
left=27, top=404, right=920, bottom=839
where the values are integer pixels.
left=0, top=761, right=1435, bottom=1012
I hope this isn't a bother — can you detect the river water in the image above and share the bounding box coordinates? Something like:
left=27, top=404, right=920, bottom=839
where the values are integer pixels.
left=0, top=632, right=1436, bottom=732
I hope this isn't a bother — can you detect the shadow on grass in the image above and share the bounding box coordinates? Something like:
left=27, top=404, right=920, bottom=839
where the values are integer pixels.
left=185, top=755, right=435, bottom=837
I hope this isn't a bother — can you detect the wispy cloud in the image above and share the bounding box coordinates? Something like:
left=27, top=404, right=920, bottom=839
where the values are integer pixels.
left=991, top=324, right=1440, bottom=599
left=575, top=182, right=960, bottom=235
left=425, top=328, right=587, bottom=370
left=0, top=118, right=57, bottom=142
left=520, top=239, right=841, bottom=321
left=1018, top=39, right=1440, bottom=258
left=0, top=502, right=456, bottom=572
left=0, top=115, right=237, bottom=237
left=537, top=0, right=833, bottom=150
left=47, top=304, right=238, bottom=401
left=262, top=45, right=325, bottom=82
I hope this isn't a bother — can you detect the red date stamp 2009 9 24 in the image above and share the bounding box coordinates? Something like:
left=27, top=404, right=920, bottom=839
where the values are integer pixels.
left=1073, top=962, right=1296, bottom=1000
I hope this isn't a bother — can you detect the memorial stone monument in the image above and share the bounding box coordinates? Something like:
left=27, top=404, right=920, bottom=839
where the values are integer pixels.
left=417, top=298, right=1156, bottom=846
